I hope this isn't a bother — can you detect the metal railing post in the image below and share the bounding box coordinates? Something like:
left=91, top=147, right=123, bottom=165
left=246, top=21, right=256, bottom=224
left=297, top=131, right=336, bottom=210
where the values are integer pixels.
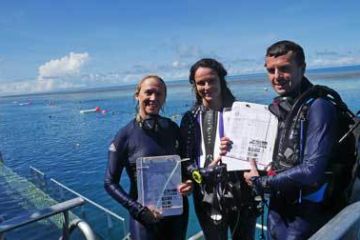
left=68, top=219, right=96, bottom=240
left=107, top=214, right=113, bottom=229
left=62, top=210, right=70, bottom=240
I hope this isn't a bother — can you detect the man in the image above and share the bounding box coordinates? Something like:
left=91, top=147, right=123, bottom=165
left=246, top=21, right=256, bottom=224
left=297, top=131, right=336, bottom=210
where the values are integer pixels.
left=242, top=40, right=338, bottom=239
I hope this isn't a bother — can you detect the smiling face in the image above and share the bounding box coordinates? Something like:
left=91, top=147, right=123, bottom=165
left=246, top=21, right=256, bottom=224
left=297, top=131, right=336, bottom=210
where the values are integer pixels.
left=194, top=67, right=222, bottom=109
left=265, top=51, right=305, bottom=96
left=135, top=77, right=166, bottom=118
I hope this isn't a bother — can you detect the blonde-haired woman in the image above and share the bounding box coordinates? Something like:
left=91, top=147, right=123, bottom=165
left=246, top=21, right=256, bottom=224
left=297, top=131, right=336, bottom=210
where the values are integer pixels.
left=105, top=75, right=191, bottom=240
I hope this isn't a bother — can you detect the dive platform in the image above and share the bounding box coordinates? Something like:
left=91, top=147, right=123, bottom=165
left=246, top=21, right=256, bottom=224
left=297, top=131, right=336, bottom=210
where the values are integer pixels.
left=1, top=160, right=359, bottom=239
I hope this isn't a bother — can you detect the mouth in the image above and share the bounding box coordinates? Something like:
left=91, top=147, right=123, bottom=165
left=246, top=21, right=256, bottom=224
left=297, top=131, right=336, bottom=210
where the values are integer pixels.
left=274, top=84, right=285, bottom=89
left=145, top=101, right=159, bottom=109
left=273, top=80, right=288, bottom=90
left=203, top=91, right=214, bottom=98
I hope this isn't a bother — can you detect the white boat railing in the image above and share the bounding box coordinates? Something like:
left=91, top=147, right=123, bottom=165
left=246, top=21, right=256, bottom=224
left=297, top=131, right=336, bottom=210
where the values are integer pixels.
left=0, top=197, right=96, bottom=240
left=29, top=165, right=128, bottom=238
left=309, top=201, right=360, bottom=240
left=187, top=222, right=268, bottom=240
left=50, top=177, right=127, bottom=236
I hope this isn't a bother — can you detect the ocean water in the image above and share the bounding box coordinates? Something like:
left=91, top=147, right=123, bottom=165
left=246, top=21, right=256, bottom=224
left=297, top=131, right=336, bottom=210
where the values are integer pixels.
left=0, top=67, right=359, bottom=239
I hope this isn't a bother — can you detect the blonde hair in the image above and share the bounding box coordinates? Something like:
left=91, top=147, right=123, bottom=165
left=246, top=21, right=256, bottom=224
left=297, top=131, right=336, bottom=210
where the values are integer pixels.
left=134, top=75, right=167, bottom=98
left=134, top=75, right=167, bottom=114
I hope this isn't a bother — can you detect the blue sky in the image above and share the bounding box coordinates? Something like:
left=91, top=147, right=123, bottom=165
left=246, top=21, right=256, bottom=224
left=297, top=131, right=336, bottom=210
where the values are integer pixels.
left=0, top=0, right=359, bottom=95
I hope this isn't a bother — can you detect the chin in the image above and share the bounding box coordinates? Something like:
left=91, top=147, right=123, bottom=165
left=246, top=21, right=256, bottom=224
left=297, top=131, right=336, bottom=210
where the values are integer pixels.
left=204, top=96, right=216, bottom=102
left=273, top=87, right=287, bottom=95
left=146, top=110, right=160, bottom=115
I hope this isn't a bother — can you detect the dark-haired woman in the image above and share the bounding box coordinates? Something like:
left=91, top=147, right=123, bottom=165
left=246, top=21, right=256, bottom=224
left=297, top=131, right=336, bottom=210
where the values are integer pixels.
left=104, top=75, right=192, bottom=240
left=180, top=59, right=257, bottom=240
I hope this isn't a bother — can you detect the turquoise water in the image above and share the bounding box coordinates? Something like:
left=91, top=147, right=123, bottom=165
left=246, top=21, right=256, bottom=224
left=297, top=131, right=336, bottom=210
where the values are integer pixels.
left=0, top=67, right=359, bottom=239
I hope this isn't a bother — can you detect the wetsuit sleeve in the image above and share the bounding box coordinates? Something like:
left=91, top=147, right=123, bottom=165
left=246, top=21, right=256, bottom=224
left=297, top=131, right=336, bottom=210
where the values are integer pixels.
left=171, top=120, right=187, bottom=178
left=259, top=99, right=338, bottom=193
left=179, top=111, right=198, bottom=180
left=104, top=130, right=143, bottom=218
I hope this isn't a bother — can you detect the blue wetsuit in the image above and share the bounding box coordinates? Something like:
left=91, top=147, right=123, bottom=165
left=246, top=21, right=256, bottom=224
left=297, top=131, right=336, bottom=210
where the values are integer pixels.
left=104, top=117, right=189, bottom=240
left=254, top=80, right=338, bottom=240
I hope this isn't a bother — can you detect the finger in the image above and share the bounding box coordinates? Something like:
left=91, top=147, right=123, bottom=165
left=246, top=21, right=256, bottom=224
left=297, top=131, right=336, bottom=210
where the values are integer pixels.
left=244, top=171, right=250, bottom=180
left=220, top=138, right=232, bottom=147
left=185, top=179, right=193, bottom=184
left=243, top=172, right=252, bottom=185
left=246, top=179, right=253, bottom=186
left=249, top=159, right=258, bottom=170
left=178, top=180, right=193, bottom=194
left=177, top=183, right=185, bottom=193
left=220, top=136, right=230, bottom=141
left=220, top=150, right=227, bottom=156
left=151, top=209, right=162, bottom=219
left=181, top=186, right=192, bottom=194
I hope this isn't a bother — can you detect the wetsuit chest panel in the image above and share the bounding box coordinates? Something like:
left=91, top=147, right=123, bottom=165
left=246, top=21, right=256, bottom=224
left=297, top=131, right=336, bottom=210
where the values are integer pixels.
left=127, top=121, right=178, bottom=166
left=117, top=120, right=179, bottom=199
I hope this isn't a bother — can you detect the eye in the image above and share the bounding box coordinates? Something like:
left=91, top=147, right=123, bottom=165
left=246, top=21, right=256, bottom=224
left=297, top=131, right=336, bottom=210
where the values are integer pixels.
left=208, top=78, right=215, bottom=84
left=279, top=66, right=290, bottom=73
left=196, top=80, right=205, bottom=86
left=267, top=68, right=275, bottom=74
left=144, top=90, right=153, bottom=96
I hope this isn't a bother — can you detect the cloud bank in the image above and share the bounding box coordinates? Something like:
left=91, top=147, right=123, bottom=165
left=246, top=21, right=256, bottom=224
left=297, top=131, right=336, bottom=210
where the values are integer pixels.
left=1, top=46, right=360, bottom=96
left=0, top=52, right=90, bottom=95
left=38, top=52, right=89, bottom=81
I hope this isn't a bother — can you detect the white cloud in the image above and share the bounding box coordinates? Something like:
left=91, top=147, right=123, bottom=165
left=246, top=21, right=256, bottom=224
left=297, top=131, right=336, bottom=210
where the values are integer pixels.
left=0, top=52, right=90, bottom=96
left=2, top=46, right=360, bottom=97
left=310, top=55, right=360, bottom=67
left=38, top=52, right=89, bottom=81
left=34, top=52, right=89, bottom=92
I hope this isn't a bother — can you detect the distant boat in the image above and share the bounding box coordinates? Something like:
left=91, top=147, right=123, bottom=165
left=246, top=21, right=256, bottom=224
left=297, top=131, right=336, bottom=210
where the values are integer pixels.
left=79, top=106, right=101, bottom=114
left=18, top=101, right=32, bottom=106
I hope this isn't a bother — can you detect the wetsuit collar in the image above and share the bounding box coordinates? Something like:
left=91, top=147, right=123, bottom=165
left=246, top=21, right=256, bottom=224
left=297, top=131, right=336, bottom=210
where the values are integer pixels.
left=269, top=77, right=313, bottom=120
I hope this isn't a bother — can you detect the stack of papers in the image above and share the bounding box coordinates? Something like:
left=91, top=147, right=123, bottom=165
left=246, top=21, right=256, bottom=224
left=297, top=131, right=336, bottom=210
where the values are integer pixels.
left=222, top=102, right=278, bottom=171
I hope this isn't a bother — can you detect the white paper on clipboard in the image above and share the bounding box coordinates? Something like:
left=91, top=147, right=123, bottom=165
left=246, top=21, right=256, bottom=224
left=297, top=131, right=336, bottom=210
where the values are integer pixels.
left=222, top=102, right=278, bottom=171
left=136, top=155, right=183, bottom=217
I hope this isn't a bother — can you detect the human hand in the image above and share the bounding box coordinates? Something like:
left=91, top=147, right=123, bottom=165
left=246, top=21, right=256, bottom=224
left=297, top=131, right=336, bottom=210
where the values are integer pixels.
left=178, top=180, right=193, bottom=196
left=208, top=156, right=221, bottom=167
left=243, top=159, right=259, bottom=186
left=220, top=137, right=233, bottom=156
left=137, top=206, right=161, bottom=226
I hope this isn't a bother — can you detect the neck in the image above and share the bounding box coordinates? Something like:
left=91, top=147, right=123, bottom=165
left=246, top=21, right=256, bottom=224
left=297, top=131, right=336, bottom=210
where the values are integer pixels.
left=202, top=99, right=222, bottom=111
left=137, top=112, right=159, bottom=120
left=287, top=77, right=313, bottom=99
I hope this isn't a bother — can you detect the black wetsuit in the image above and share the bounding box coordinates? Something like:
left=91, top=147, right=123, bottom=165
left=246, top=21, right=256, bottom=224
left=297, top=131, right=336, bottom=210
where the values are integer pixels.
left=104, top=117, right=188, bottom=240
left=180, top=106, right=257, bottom=240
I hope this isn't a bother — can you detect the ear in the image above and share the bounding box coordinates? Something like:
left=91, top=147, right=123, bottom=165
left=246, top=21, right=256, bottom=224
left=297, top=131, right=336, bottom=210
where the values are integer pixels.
left=301, top=63, right=306, bottom=75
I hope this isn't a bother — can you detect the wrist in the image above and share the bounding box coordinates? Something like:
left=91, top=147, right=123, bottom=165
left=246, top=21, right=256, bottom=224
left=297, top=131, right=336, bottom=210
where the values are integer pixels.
left=251, top=176, right=269, bottom=195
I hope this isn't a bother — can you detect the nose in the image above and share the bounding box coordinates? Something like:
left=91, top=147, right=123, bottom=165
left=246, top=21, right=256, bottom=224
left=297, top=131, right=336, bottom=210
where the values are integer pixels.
left=274, top=68, right=282, bottom=80
left=149, top=93, right=156, bottom=100
left=204, top=81, right=211, bottom=90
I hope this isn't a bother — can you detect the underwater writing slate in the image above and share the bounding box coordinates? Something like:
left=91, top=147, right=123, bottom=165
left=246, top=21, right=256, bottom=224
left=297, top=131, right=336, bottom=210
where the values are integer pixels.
left=136, top=155, right=183, bottom=216
left=222, top=102, right=278, bottom=171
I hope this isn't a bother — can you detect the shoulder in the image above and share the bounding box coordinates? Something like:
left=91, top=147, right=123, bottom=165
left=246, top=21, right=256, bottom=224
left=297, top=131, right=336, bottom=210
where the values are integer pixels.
left=181, top=107, right=200, bottom=124
left=306, top=98, right=338, bottom=127
left=308, top=98, right=337, bottom=117
left=181, top=110, right=194, bottom=120
left=113, top=119, right=137, bottom=144
left=161, top=116, right=179, bottom=130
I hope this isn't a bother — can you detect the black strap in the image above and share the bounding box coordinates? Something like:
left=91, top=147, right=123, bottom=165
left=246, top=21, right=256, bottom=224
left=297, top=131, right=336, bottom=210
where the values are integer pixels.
left=202, top=110, right=218, bottom=167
